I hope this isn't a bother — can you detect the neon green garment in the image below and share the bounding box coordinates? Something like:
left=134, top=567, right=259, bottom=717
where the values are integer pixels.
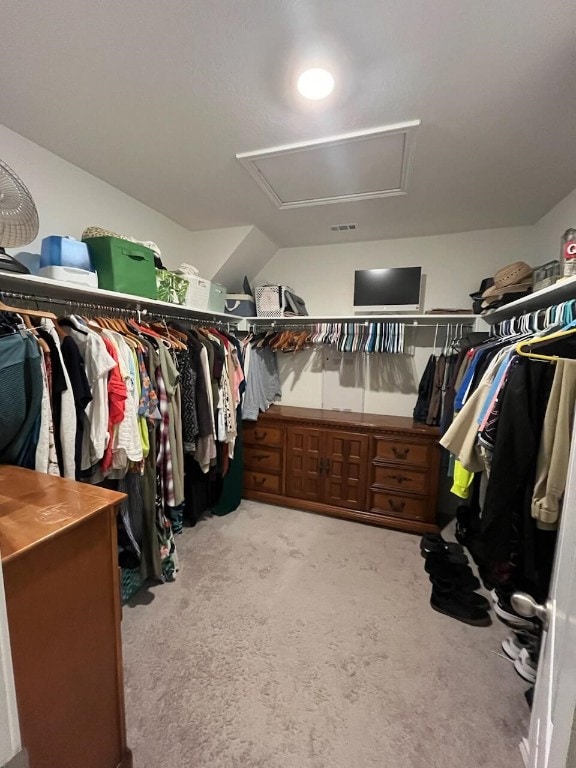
left=451, top=460, right=474, bottom=499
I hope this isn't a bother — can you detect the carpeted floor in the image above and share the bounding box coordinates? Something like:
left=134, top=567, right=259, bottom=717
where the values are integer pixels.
left=122, top=502, right=529, bottom=768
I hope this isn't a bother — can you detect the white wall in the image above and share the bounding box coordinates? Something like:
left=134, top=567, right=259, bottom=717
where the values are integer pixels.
left=256, top=226, right=537, bottom=416
left=0, top=123, right=248, bottom=278
left=534, top=186, right=576, bottom=264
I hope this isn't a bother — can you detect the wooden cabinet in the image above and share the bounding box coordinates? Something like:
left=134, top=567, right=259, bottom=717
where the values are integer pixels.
left=285, top=428, right=370, bottom=510
left=286, top=426, right=324, bottom=501
left=0, top=467, right=132, bottom=768
left=243, top=406, right=440, bottom=534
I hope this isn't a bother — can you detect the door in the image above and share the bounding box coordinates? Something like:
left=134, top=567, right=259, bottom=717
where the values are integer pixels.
left=323, top=430, right=370, bottom=511
left=286, top=427, right=324, bottom=501
left=518, top=416, right=576, bottom=767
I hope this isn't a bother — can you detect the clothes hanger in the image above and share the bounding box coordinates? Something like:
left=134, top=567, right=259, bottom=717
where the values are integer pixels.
left=516, top=315, right=576, bottom=361
left=0, top=298, right=58, bottom=321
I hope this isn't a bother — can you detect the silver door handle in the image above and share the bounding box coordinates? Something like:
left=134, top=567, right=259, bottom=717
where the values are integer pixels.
left=511, top=592, right=552, bottom=631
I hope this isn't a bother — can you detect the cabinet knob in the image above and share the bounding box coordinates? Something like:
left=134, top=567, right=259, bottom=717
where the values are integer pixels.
left=392, top=447, right=410, bottom=460
left=390, top=474, right=411, bottom=484
left=388, top=499, right=406, bottom=514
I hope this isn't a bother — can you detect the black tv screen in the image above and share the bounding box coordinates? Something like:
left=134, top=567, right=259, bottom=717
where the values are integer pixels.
left=353, top=267, right=422, bottom=310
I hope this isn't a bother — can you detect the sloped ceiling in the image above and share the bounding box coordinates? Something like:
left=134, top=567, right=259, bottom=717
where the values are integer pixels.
left=1, top=0, right=575, bottom=247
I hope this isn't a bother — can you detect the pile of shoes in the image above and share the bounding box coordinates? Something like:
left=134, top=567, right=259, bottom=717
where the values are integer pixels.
left=421, top=531, right=544, bottom=694
left=420, top=533, right=492, bottom=626
left=489, top=587, right=542, bottom=688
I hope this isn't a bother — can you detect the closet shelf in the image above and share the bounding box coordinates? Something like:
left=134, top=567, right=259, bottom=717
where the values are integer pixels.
left=243, top=313, right=480, bottom=326
left=482, top=276, right=576, bottom=324
left=0, top=271, right=242, bottom=324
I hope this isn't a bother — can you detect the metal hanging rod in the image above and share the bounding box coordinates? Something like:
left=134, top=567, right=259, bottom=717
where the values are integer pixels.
left=490, top=298, right=576, bottom=337
left=0, top=290, right=235, bottom=330
left=248, top=319, right=477, bottom=332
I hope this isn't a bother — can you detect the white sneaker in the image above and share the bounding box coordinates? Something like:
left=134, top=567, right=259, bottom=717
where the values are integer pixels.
left=494, top=598, right=538, bottom=630
left=502, top=632, right=539, bottom=661
left=514, top=648, right=537, bottom=684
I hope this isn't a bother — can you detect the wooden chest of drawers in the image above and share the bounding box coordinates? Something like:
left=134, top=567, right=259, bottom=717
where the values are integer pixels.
left=0, top=467, right=132, bottom=768
left=243, top=407, right=441, bottom=534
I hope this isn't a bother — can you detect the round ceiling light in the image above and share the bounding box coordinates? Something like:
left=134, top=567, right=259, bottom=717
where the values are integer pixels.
left=297, top=68, right=335, bottom=100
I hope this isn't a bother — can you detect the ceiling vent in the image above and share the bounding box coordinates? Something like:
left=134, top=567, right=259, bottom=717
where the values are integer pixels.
left=330, top=223, right=357, bottom=232
left=236, top=120, right=420, bottom=210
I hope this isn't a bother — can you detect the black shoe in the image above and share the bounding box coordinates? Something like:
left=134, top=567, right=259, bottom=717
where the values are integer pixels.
left=430, top=576, right=491, bottom=611
left=493, top=593, right=539, bottom=631
left=430, top=583, right=492, bottom=627
left=424, top=553, right=481, bottom=591
left=420, top=534, right=467, bottom=563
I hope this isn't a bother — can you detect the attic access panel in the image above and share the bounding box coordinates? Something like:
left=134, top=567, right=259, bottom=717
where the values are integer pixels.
left=236, top=121, right=420, bottom=209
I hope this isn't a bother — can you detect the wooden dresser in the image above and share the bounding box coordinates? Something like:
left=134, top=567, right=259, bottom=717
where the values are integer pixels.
left=243, top=406, right=441, bottom=534
left=0, top=467, right=131, bottom=768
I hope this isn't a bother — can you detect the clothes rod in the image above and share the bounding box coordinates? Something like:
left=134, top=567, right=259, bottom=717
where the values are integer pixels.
left=0, top=290, right=235, bottom=329
left=249, top=319, right=477, bottom=331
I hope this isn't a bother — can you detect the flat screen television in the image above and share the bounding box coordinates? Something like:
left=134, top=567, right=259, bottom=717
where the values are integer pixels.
left=353, top=266, right=422, bottom=312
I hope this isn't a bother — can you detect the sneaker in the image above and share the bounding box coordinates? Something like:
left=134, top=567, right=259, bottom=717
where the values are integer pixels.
left=494, top=595, right=539, bottom=631
left=430, top=583, right=492, bottom=627
left=514, top=648, right=537, bottom=684
left=425, top=553, right=481, bottom=591
left=502, top=632, right=540, bottom=661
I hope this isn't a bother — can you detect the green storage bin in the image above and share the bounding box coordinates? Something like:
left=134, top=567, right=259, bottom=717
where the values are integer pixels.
left=84, top=236, right=158, bottom=298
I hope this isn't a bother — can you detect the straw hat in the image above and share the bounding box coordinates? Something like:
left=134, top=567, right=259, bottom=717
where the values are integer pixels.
left=482, top=261, right=533, bottom=299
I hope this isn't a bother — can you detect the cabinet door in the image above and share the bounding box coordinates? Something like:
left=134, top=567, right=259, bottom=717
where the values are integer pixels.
left=323, top=430, right=370, bottom=510
left=286, top=427, right=324, bottom=501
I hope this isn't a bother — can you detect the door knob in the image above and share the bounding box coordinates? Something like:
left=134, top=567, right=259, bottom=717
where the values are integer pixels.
left=511, top=592, right=552, bottom=630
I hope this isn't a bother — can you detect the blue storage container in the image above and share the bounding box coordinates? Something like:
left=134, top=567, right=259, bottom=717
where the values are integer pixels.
left=225, top=293, right=256, bottom=317
left=40, top=236, right=93, bottom=271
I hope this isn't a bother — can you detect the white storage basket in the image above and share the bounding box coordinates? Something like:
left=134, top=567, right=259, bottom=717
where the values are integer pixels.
left=255, top=285, right=286, bottom=318
left=184, top=276, right=211, bottom=310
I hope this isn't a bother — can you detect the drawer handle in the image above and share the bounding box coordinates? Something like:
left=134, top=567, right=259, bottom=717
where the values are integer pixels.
left=252, top=453, right=269, bottom=462
left=389, top=474, right=412, bottom=484
left=325, top=458, right=331, bottom=475
left=253, top=476, right=267, bottom=487
left=319, top=458, right=325, bottom=473
left=254, top=430, right=268, bottom=441
left=392, top=447, right=410, bottom=460
left=388, top=499, right=406, bottom=514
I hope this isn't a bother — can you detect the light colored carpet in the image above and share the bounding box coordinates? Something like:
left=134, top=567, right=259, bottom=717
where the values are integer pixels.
left=122, top=502, right=529, bottom=768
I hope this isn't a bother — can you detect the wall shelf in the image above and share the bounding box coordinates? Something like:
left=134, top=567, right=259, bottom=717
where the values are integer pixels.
left=0, top=272, right=242, bottom=324
left=482, top=276, right=576, bottom=324
left=241, top=313, right=480, bottom=330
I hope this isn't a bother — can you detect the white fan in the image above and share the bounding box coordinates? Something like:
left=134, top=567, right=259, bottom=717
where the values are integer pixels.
left=0, top=158, right=39, bottom=273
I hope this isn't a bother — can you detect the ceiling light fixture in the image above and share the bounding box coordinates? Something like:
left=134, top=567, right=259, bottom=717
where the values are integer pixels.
left=297, top=68, right=335, bottom=100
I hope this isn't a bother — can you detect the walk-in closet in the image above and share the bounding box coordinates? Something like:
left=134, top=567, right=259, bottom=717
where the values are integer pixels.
left=1, top=2, right=576, bottom=768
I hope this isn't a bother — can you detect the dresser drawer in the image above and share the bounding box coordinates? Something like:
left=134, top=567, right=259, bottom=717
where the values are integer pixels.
left=372, top=465, right=428, bottom=495
left=244, top=446, right=282, bottom=473
left=374, top=438, right=430, bottom=468
left=244, top=471, right=281, bottom=494
left=244, top=423, right=284, bottom=448
left=371, top=491, right=428, bottom=521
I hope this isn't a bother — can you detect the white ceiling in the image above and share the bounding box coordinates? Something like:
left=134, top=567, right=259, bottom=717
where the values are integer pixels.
left=1, top=0, right=576, bottom=247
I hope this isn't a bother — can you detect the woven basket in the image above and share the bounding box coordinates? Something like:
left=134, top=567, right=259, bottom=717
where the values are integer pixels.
left=255, top=285, right=286, bottom=318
